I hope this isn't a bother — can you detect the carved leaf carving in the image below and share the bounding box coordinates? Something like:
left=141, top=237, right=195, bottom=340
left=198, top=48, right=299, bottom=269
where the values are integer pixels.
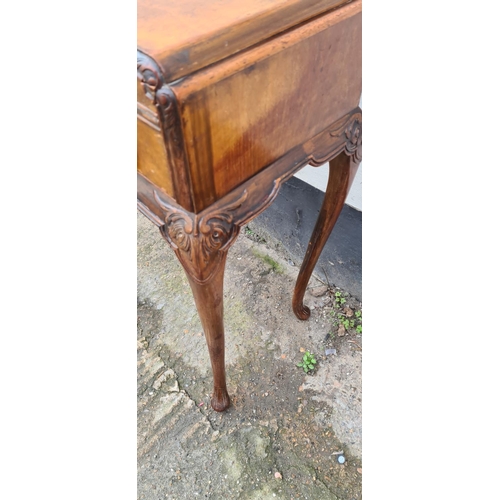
left=344, top=118, right=362, bottom=163
left=155, top=190, right=248, bottom=283
left=165, top=213, right=193, bottom=253
left=328, top=111, right=362, bottom=164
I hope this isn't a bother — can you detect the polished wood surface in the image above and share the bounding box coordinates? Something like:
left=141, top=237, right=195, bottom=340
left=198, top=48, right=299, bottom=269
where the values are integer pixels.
left=138, top=0, right=361, bottom=213
left=137, top=90, right=173, bottom=195
left=175, top=1, right=361, bottom=212
left=138, top=0, right=350, bottom=82
left=137, top=0, right=362, bottom=411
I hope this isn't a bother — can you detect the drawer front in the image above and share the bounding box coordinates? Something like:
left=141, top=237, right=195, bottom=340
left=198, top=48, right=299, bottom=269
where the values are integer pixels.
left=174, top=0, right=361, bottom=212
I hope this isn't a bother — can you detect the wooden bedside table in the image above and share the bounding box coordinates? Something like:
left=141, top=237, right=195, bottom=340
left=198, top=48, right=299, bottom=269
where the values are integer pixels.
left=137, top=0, right=362, bottom=412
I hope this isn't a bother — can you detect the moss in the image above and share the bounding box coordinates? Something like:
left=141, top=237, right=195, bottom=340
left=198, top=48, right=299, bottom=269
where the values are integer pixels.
left=251, top=248, right=284, bottom=274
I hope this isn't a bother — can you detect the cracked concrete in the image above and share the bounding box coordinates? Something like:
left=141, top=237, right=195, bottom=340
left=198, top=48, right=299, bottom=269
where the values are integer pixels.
left=138, top=211, right=362, bottom=499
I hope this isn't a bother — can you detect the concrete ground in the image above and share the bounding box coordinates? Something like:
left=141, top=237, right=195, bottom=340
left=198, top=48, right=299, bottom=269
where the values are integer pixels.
left=137, top=210, right=362, bottom=500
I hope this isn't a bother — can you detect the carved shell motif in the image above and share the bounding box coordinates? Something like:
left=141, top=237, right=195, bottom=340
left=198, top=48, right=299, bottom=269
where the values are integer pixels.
left=199, top=213, right=238, bottom=264
left=344, top=118, right=362, bottom=163
left=328, top=112, right=362, bottom=164
left=165, top=213, right=193, bottom=253
left=156, top=190, right=248, bottom=283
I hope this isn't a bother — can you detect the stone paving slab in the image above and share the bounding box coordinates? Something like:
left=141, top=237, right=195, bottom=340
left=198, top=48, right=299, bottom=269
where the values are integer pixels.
left=137, top=211, right=362, bottom=499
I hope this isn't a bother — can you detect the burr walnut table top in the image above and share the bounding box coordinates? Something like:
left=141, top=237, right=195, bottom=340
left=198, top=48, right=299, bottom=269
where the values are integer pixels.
left=138, top=0, right=350, bottom=82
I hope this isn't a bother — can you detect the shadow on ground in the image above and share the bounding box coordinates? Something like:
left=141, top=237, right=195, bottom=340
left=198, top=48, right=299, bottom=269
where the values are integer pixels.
left=137, top=211, right=362, bottom=500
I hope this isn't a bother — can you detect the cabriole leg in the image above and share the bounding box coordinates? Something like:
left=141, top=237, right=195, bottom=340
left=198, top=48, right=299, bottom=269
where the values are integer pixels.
left=158, top=203, right=242, bottom=412
left=184, top=255, right=230, bottom=412
left=293, top=152, right=360, bottom=320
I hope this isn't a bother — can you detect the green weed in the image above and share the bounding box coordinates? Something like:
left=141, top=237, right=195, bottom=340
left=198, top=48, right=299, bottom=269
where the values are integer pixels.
left=329, top=292, right=362, bottom=336
left=297, top=351, right=317, bottom=373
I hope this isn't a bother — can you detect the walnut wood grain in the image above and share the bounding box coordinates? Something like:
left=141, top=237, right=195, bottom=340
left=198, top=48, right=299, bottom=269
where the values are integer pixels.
left=137, top=52, right=193, bottom=210
left=174, top=0, right=362, bottom=212
left=138, top=108, right=362, bottom=233
left=138, top=0, right=350, bottom=82
left=137, top=0, right=361, bottom=213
